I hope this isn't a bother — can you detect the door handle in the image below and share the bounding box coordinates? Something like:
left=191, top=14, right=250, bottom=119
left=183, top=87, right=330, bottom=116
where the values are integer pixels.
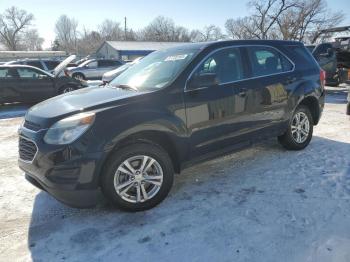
left=238, top=88, right=247, bottom=97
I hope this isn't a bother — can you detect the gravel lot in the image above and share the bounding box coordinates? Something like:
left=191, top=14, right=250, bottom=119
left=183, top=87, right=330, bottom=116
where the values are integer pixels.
left=0, top=86, right=349, bottom=262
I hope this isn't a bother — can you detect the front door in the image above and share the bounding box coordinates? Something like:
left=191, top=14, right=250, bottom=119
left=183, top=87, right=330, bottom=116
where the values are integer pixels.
left=184, top=47, right=248, bottom=158
left=16, top=67, right=55, bottom=103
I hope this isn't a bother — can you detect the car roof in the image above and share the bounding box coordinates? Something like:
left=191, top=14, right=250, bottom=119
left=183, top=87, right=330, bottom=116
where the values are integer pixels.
left=164, top=39, right=304, bottom=52
left=0, top=64, right=53, bottom=75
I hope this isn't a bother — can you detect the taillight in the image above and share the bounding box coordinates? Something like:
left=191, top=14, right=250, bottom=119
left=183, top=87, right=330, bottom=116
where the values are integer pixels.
left=320, top=70, right=326, bottom=87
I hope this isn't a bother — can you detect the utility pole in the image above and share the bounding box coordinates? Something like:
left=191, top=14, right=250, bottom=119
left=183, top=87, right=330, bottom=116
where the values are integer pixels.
left=124, top=17, right=127, bottom=41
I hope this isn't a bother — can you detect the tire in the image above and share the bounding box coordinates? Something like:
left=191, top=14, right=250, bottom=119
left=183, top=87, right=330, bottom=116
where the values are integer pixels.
left=101, top=142, right=174, bottom=212
left=59, top=85, right=76, bottom=94
left=72, top=73, right=85, bottom=80
left=278, top=105, right=314, bottom=150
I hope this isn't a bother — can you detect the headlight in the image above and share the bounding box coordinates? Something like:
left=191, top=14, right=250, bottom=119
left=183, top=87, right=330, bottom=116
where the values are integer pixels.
left=44, top=112, right=95, bottom=145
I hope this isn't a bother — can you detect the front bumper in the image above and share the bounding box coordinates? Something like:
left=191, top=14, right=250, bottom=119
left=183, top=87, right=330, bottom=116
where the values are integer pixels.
left=18, top=127, right=109, bottom=208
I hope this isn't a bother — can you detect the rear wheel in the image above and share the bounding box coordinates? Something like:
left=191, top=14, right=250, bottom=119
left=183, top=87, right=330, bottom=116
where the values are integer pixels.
left=278, top=105, right=313, bottom=150
left=101, top=142, right=174, bottom=212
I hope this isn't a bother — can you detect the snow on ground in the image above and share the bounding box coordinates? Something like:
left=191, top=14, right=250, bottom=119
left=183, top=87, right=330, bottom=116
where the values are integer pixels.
left=0, top=86, right=349, bottom=262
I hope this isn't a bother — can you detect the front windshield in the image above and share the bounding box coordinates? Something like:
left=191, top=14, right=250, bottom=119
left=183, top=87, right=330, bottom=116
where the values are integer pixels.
left=110, top=48, right=198, bottom=90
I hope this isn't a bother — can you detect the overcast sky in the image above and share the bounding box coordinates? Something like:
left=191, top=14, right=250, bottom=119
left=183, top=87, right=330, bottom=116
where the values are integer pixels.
left=1, top=0, right=350, bottom=48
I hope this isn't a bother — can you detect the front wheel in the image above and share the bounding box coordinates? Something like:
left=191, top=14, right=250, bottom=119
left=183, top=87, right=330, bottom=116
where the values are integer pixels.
left=101, top=143, right=174, bottom=212
left=59, top=85, right=76, bottom=94
left=278, top=105, right=313, bottom=150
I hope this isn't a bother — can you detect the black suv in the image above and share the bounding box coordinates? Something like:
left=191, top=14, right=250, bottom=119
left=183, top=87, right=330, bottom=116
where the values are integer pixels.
left=18, top=40, right=325, bottom=211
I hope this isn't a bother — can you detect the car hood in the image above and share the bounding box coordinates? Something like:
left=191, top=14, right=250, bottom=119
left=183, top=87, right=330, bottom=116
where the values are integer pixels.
left=26, top=87, right=146, bottom=127
left=53, top=55, right=77, bottom=77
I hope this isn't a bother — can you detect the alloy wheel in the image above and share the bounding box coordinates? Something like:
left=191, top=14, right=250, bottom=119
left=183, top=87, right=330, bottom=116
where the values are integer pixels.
left=291, top=111, right=310, bottom=144
left=113, top=155, right=163, bottom=203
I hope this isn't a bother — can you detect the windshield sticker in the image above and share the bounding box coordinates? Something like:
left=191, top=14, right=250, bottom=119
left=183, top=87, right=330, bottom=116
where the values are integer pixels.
left=165, top=54, right=188, bottom=61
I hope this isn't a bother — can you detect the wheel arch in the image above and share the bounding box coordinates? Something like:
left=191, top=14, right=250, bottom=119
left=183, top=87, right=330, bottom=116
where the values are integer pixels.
left=101, top=130, right=183, bottom=179
left=298, top=95, right=320, bottom=125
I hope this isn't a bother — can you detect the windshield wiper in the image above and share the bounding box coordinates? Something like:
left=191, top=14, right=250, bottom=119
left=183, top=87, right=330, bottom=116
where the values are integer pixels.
left=112, top=84, right=138, bottom=91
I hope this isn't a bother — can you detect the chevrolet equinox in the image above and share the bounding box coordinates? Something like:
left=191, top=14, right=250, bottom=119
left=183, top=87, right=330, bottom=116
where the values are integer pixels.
left=18, top=40, right=325, bottom=211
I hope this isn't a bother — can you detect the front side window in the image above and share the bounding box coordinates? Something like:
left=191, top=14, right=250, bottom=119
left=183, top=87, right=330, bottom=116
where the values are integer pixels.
left=193, top=47, right=244, bottom=84
left=17, top=68, right=48, bottom=79
left=248, top=47, right=293, bottom=77
left=110, top=48, right=198, bottom=90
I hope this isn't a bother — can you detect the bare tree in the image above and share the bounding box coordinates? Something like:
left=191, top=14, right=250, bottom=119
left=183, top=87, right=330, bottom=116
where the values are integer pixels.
left=277, top=0, right=344, bottom=42
left=99, top=19, right=123, bottom=41
left=191, top=25, right=225, bottom=42
left=0, top=6, right=34, bottom=50
left=22, top=29, right=44, bottom=50
left=248, top=0, right=297, bottom=39
left=140, top=16, right=190, bottom=42
left=225, top=17, right=259, bottom=39
left=78, top=28, right=102, bottom=55
left=55, top=15, right=78, bottom=52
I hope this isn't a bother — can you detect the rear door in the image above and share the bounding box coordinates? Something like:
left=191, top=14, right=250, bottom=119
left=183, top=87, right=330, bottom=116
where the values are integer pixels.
left=16, top=67, right=55, bottom=102
left=242, top=46, right=295, bottom=131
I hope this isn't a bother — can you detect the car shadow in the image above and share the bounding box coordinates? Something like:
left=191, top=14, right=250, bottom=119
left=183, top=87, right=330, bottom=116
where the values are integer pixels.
left=0, top=104, right=30, bottom=119
left=26, top=135, right=350, bottom=261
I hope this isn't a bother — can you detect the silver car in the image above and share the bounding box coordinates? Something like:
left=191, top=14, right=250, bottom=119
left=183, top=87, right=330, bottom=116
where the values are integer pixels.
left=66, top=59, right=124, bottom=80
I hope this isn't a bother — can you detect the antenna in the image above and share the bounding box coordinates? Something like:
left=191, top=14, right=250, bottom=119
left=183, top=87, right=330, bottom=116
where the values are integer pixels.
left=124, top=17, right=127, bottom=40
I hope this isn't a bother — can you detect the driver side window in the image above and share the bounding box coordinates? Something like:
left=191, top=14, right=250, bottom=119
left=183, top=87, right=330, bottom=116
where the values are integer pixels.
left=194, top=47, right=244, bottom=84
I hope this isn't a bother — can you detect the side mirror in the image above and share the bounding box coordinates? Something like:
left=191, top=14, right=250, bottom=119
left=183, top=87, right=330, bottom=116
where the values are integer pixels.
left=188, top=73, right=219, bottom=90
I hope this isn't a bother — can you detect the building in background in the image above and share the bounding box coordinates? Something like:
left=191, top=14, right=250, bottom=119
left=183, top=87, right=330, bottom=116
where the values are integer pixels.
left=96, top=41, right=183, bottom=61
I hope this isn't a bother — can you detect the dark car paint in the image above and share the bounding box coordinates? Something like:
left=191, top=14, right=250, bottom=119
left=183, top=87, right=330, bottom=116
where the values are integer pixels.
left=0, top=65, right=84, bottom=104
left=18, top=40, right=325, bottom=207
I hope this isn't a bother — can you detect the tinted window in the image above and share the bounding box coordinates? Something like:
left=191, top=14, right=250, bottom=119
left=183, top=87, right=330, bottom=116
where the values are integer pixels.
left=98, top=60, right=121, bottom=67
left=26, top=61, right=44, bottom=70
left=194, top=47, right=243, bottom=83
left=17, top=68, right=47, bottom=79
left=248, top=47, right=293, bottom=77
left=44, top=61, right=60, bottom=70
left=286, top=45, right=319, bottom=70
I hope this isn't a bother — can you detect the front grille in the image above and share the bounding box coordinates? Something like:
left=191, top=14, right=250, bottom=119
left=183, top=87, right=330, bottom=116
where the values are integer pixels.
left=19, top=137, right=37, bottom=162
left=23, top=120, right=41, bottom=131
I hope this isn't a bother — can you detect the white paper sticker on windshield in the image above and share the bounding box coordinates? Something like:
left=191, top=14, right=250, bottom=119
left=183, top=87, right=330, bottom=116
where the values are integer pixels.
left=165, top=54, right=188, bottom=61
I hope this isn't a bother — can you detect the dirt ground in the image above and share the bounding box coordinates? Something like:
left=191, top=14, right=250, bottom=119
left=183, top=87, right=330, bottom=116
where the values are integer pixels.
left=0, top=86, right=349, bottom=262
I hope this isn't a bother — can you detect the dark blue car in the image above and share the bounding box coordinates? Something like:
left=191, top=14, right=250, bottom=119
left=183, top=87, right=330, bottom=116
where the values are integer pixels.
left=18, top=40, right=325, bottom=211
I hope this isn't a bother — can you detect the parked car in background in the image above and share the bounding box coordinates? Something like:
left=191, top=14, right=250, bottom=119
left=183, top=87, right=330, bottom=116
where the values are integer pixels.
left=5, top=58, right=77, bottom=74
left=18, top=40, right=325, bottom=211
left=102, top=57, right=142, bottom=84
left=0, top=55, right=86, bottom=105
left=66, top=59, right=124, bottom=80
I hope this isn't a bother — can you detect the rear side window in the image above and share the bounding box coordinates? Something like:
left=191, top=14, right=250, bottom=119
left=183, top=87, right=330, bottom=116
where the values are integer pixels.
left=194, top=47, right=244, bottom=84
left=98, top=60, right=121, bottom=67
left=285, top=45, right=319, bottom=70
left=247, top=47, right=293, bottom=77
